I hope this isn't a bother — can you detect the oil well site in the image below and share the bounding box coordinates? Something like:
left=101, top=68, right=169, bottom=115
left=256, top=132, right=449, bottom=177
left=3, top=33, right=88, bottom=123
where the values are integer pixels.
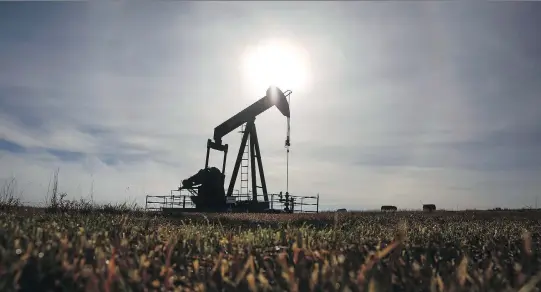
left=143, top=86, right=436, bottom=216
left=145, top=86, right=321, bottom=216
left=2, top=2, right=541, bottom=292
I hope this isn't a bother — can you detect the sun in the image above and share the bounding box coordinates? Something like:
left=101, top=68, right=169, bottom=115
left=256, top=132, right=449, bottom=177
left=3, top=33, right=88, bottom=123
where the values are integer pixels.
left=241, top=39, right=311, bottom=94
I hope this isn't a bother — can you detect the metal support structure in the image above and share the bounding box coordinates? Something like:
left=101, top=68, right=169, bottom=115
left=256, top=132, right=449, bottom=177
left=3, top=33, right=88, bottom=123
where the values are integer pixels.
left=227, top=121, right=252, bottom=197
left=225, top=119, right=268, bottom=202
left=205, top=140, right=228, bottom=174
left=249, top=131, right=258, bottom=201
left=240, top=124, right=250, bottom=197
left=251, top=125, right=268, bottom=201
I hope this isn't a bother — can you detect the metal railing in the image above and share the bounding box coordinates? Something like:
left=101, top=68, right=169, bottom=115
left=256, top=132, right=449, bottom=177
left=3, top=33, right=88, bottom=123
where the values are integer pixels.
left=145, top=189, right=195, bottom=211
left=145, top=189, right=319, bottom=213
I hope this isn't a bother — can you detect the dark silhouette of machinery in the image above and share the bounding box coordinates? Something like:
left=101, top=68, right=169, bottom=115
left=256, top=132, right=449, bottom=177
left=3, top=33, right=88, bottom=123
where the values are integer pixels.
left=278, top=192, right=295, bottom=212
left=180, top=167, right=226, bottom=211
left=178, top=86, right=292, bottom=212
left=381, top=205, right=397, bottom=212
left=423, top=204, right=436, bottom=212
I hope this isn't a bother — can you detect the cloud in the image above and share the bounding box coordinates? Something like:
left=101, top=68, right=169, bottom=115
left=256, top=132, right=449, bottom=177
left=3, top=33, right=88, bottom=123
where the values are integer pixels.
left=299, top=127, right=541, bottom=173
left=1, top=2, right=540, bottom=210
left=46, top=149, right=85, bottom=163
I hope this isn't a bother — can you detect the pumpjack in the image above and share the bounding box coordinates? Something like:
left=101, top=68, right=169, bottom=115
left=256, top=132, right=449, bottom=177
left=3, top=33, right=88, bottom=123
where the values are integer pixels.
left=178, top=86, right=292, bottom=212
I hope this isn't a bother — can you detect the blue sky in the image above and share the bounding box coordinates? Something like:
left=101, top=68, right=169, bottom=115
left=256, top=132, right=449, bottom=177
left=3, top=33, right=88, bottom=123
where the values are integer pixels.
left=1, top=2, right=540, bottom=210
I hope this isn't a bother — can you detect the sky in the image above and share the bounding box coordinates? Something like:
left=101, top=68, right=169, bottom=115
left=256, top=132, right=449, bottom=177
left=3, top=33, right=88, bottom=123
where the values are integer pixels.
left=1, top=2, right=540, bottom=211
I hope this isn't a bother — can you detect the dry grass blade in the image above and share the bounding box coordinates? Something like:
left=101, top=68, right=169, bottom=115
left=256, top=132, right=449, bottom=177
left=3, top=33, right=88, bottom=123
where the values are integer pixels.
left=234, top=255, right=253, bottom=286
left=104, top=247, right=116, bottom=292
left=523, top=230, right=532, bottom=256
left=457, top=255, right=470, bottom=287
left=246, top=273, right=257, bottom=292
left=518, top=270, right=541, bottom=292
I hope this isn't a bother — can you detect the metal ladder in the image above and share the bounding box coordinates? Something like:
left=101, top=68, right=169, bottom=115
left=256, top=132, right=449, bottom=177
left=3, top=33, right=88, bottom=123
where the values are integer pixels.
left=240, top=123, right=250, bottom=199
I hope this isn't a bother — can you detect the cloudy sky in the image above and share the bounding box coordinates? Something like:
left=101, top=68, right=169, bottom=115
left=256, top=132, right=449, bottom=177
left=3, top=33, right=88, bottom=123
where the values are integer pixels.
left=1, top=2, right=540, bottom=210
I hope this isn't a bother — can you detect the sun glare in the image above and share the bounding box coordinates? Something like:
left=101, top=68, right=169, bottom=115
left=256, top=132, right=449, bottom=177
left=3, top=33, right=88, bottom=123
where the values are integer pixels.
left=241, top=39, right=311, bottom=94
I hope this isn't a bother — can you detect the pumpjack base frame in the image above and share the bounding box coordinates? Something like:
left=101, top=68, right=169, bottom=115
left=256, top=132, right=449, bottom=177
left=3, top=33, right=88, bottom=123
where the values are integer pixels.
left=145, top=190, right=320, bottom=216
left=161, top=201, right=271, bottom=216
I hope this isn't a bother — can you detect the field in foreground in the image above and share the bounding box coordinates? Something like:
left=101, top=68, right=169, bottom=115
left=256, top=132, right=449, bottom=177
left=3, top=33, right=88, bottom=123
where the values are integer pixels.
left=1, top=210, right=541, bottom=292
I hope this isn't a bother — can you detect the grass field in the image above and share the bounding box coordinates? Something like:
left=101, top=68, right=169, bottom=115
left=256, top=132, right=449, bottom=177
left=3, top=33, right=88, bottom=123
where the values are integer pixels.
left=1, top=208, right=541, bottom=292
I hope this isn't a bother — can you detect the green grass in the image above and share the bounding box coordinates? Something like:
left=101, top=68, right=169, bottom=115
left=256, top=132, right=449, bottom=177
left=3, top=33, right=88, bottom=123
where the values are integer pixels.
left=1, top=209, right=541, bottom=291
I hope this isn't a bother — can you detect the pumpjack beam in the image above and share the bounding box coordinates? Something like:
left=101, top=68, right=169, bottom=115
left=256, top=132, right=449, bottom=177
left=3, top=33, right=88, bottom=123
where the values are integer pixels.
left=213, top=87, right=290, bottom=145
